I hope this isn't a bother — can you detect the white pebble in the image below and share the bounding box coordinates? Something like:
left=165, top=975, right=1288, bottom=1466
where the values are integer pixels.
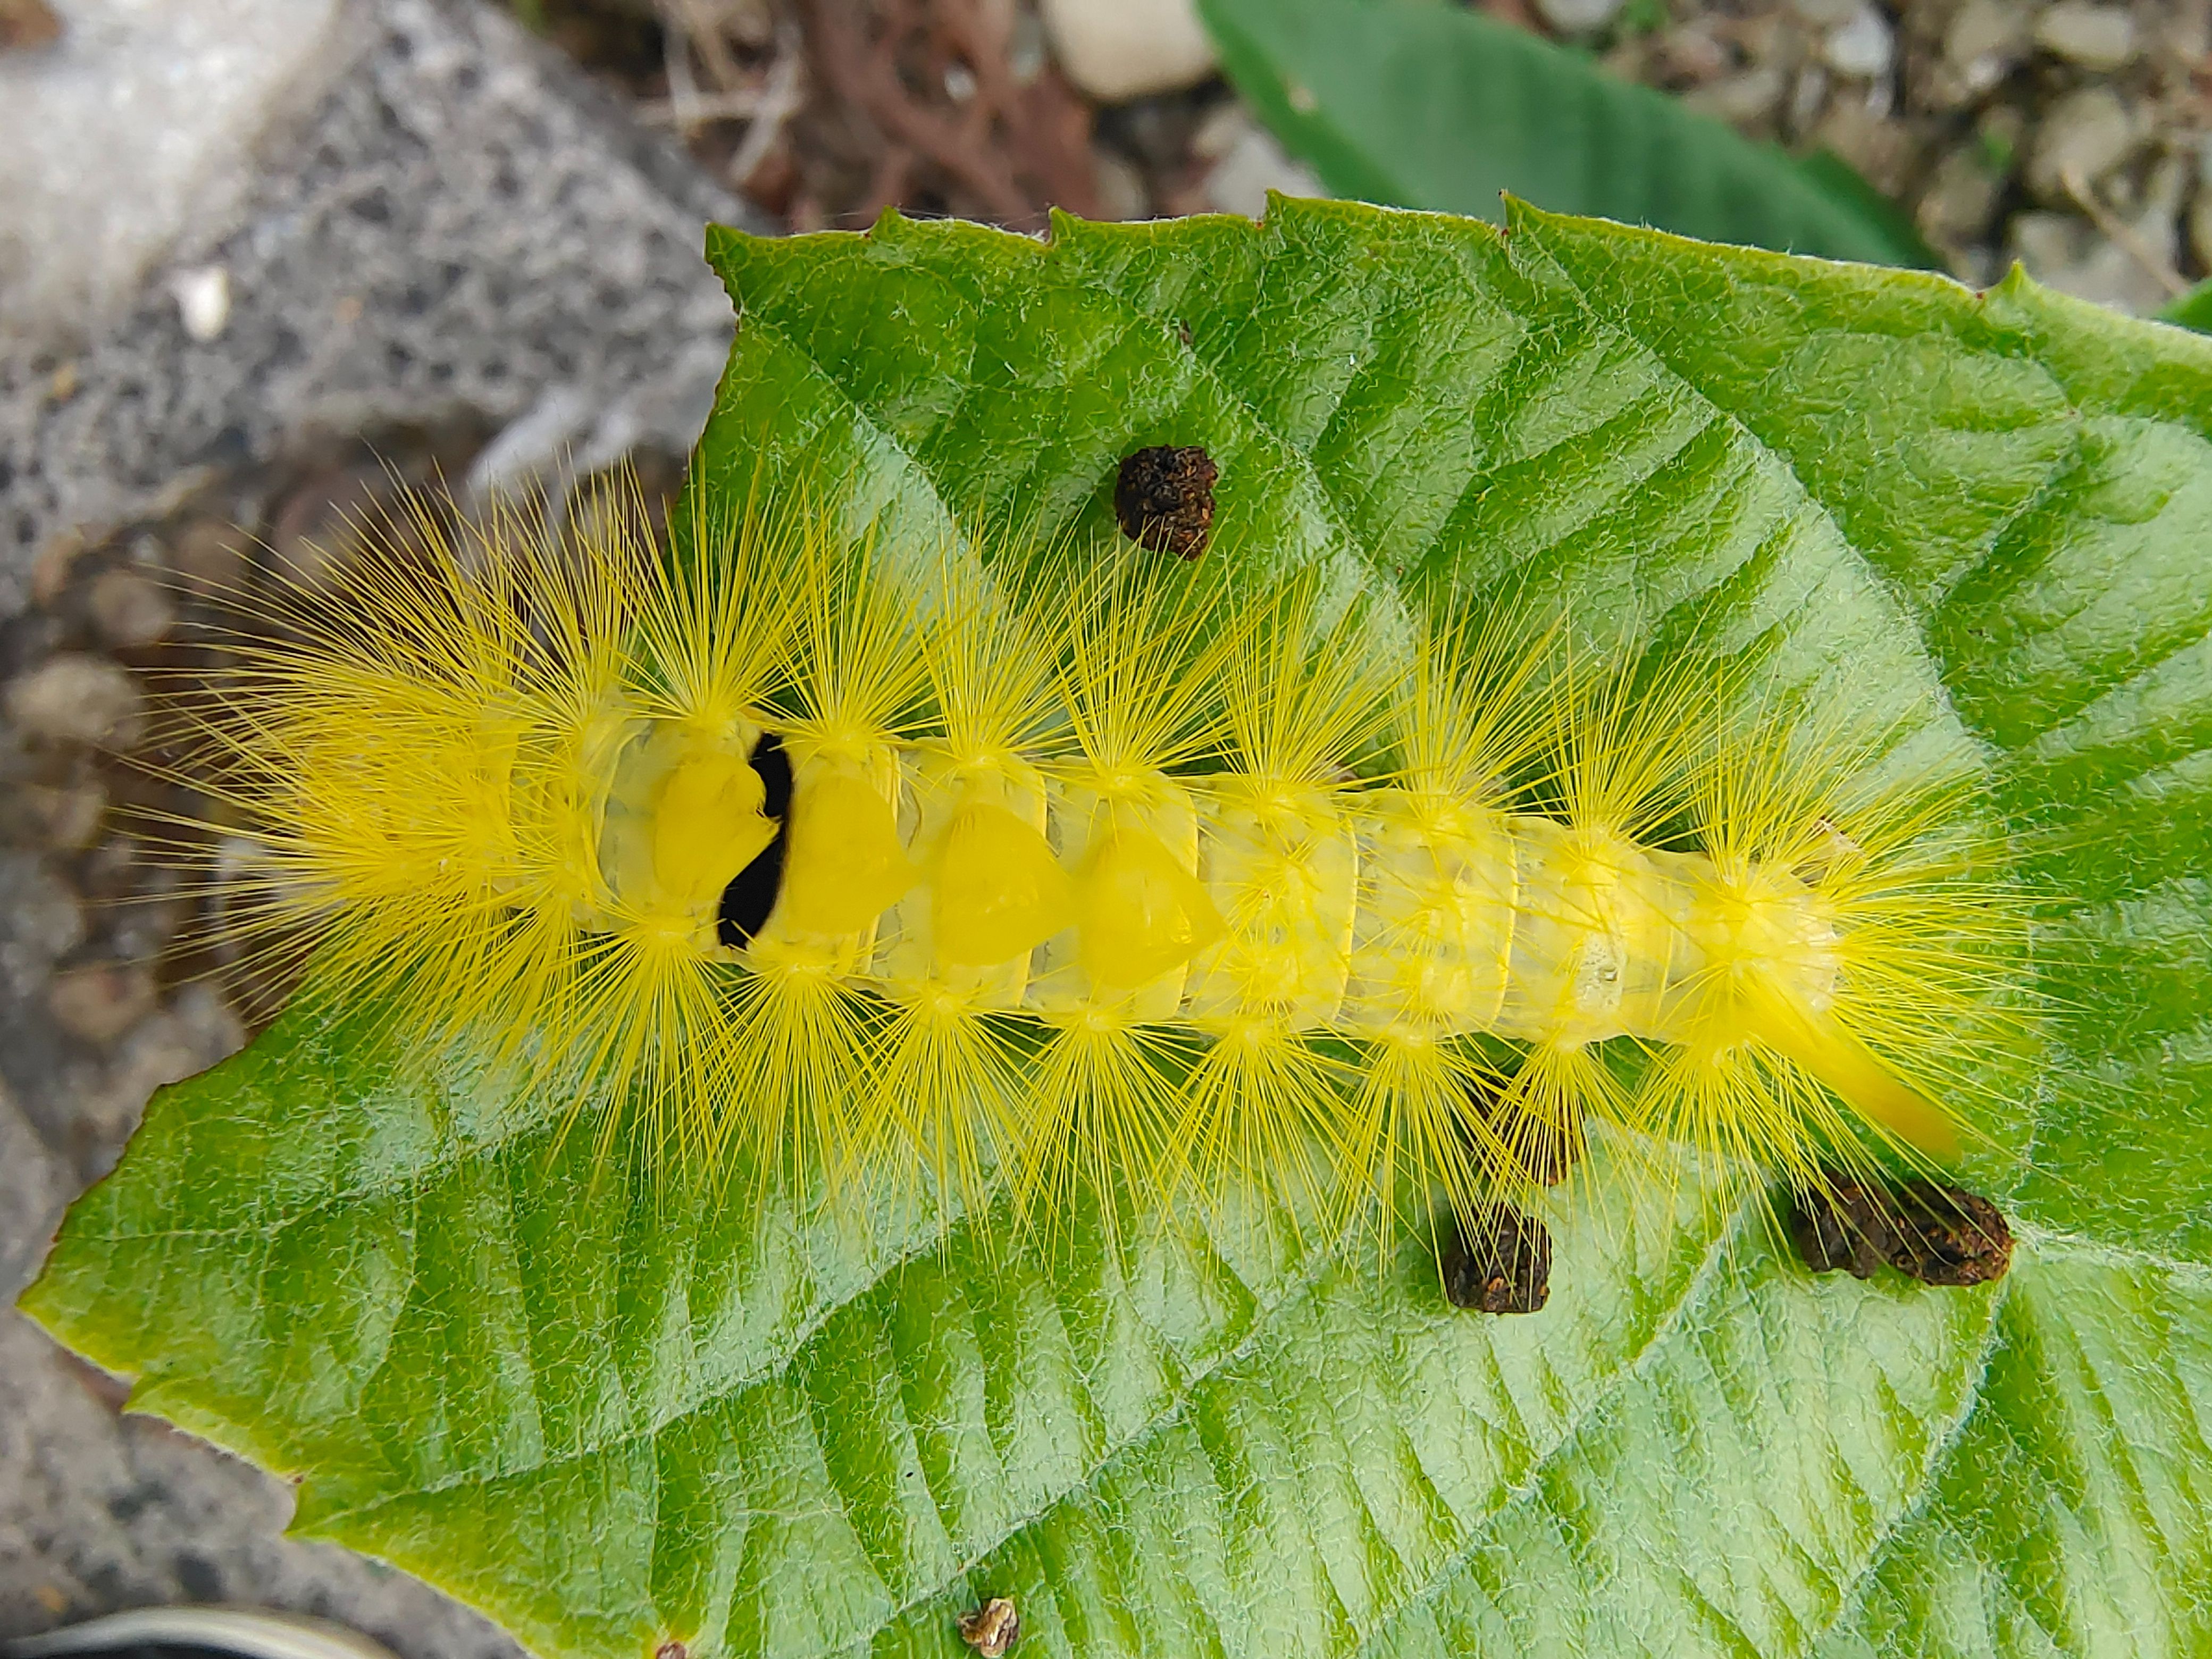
left=1535, top=0, right=1624, bottom=34
left=1037, top=0, right=1217, bottom=104
left=169, top=262, right=231, bottom=342
left=1823, top=4, right=1894, bottom=79
left=2034, top=3, right=2138, bottom=71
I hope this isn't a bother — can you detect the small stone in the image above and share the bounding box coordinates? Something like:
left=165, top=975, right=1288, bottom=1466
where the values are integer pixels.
left=1203, top=122, right=1326, bottom=221
left=1823, top=3, right=1893, bottom=78
left=19, top=782, right=108, bottom=851
left=1688, top=66, right=1790, bottom=124
left=169, top=263, right=232, bottom=343
left=1917, top=142, right=2010, bottom=246
left=2026, top=86, right=2140, bottom=202
left=75, top=985, right=249, bottom=1158
left=958, top=1597, right=1020, bottom=1658
left=1813, top=99, right=1910, bottom=193
left=1191, top=102, right=1251, bottom=164
left=1009, top=8, right=1047, bottom=85
left=2034, top=2, right=2138, bottom=71
left=167, top=515, right=250, bottom=596
left=4, top=655, right=143, bottom=748
left=1534, top=0, right=1624, bottom=35
left=0, top=850, right=87, bottom=1001
left=2009, top=207, right=2098, bottom=273
left=88, top=568, right=180, bottom=648
left=49, top=963, right=159, bottom=1046
left=30, top=525, right=89, bottom=607
left=2012, top=155, right=2186, bottom=315
left=1037, top=0, right=1216, bottom=103
left=1091, top=148, right=1150, bottom=223
left=2160, top=3, right=2212, bottom=61
left=1789, top=64, right=1831, bottom=136
left=1442, top=1205, right=1552, bottom=1314
left=1945, top=0, right=2030, bottom=66
left=1652, top=24, right=1728, bottom=85
left=1786, top=0, right=1859, bottom=24
left=1939, top=0, right=2032, bottom=99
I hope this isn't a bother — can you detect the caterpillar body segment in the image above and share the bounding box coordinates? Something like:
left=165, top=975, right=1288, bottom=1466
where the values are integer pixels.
left=193, top=480, right=2014, bottom=1236
left=734, top=742, right=1837, bottom=1055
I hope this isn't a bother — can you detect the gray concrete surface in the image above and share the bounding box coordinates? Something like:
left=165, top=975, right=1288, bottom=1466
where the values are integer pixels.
left=0, top=0, right=761, bottom=627
left=0, top=0, right=353, bottom=347
left=1, top=0, right=764, bottom=1649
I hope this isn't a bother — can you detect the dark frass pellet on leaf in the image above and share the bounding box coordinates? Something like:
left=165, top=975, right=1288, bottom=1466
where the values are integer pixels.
left=1790, top=1176, right=1891, bottom=1280
left=1884, top=1179, right=2014, bottom=1285
left=1115, top=445, right=1217, bottom=559
left=1791, top=1175, right=2014, bottom=1286
left=958, top=1597, right=1019, bottom=1658
left=1443, top=1204, right=1552, bottom=1313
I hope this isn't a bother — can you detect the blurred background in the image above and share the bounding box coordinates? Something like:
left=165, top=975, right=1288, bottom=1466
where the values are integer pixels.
left=513, top=0, right=2212, bottom=299
left=1, top=0, right=2206, bottom=1649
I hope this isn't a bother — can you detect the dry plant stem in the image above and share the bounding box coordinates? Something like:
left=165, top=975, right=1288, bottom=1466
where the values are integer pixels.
left=726, top=33, right=806, bottom=187
left=661, top=0, right=748, bottom=91
left=798, top=0, right=1099, bottom=223
left=2062, top=164, right=2190, bottom=300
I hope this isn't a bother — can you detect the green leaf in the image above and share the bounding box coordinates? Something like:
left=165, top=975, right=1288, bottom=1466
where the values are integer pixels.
left=1196, top=0, right=1941, bottom=269
left=23, top=199, right=2212, bottom=1659
left=2160, top=276, right=2212, bottom=334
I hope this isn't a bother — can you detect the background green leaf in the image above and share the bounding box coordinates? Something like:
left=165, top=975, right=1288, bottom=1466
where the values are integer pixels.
left=2161, top=275, right=2212, bottom=333
left=23, top=199, right=2212, bottom=1659
left=1197, top=0, right=1942, bottom=268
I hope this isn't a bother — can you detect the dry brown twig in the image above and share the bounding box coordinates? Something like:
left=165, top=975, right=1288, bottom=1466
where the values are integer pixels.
left=797, top=0, right=1100, bottom=226
left=2061, top=163, right=2191, bottom=300
left=726, top=27, right=806, bottom=187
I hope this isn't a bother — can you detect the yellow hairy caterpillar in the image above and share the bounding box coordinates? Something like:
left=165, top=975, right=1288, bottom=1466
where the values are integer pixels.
left=179, top=468, right=2019, bottom=1258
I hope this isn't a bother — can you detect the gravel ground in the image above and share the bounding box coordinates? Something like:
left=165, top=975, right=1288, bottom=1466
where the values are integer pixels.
left=533, top=0, right=2210, bottom=313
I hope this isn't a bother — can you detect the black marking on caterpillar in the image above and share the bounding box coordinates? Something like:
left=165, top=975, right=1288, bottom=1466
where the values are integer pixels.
left=716, top=731, right=792, bottom=949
